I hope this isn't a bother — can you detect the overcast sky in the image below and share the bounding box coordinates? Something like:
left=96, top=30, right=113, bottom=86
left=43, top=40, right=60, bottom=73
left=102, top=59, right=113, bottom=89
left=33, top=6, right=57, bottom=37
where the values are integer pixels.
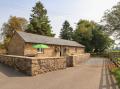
left=0, top=0, right=119, bottom=37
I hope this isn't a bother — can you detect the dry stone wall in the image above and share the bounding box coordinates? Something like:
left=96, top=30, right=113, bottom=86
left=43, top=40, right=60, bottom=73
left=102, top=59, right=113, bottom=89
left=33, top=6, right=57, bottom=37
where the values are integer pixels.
left=0, top=55, right=66, bottom=76
left=31, top=57, right=66, bottom=76
left=66, top=53, right=90, bottom=67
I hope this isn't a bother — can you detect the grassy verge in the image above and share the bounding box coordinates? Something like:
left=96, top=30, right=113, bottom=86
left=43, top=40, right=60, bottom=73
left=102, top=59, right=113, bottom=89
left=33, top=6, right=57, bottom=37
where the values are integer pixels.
left=91, top=52, right=109, bottom=58
left=111, top=67, right=120, bottom=87
left=111, top=50, right=120, bottom=52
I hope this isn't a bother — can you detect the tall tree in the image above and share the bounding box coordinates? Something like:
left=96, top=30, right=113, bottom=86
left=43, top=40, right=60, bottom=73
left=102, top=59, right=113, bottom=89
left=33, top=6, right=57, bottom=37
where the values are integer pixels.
left=26, top=1, right=54, bottom=37
left=73, top=20, right=94, bottom=52
left=91, top=25, right=113, bottom=52
left=1, top=16, right=28, bottom=49
left=60, top=20, right=73, bottom=40
left=103, top=2, right=120, bottom=39
left=73, top=20, right=113, bottom=52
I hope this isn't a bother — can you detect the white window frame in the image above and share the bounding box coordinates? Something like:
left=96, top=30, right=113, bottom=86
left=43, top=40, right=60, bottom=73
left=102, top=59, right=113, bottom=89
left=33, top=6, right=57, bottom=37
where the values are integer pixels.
left=37, top=48, right=44, bottom=53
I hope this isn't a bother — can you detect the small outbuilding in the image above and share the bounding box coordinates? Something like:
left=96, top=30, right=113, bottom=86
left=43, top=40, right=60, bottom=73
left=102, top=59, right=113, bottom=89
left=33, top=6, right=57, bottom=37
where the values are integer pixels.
left=7, top=31, right=86, bottom=57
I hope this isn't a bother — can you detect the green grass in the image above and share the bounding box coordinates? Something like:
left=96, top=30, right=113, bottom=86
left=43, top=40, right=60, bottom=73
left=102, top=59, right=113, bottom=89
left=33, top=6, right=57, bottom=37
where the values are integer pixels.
left=113, top=58, right=120, bottom=61
left=111, top=67, right=120, bottom=87
left=112, top=50, right=120, bottom=52
left=0, top=44, right=5, bottom=49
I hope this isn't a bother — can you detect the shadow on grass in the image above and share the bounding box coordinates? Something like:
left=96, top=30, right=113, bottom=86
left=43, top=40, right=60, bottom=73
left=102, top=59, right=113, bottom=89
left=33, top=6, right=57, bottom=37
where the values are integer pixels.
left=99, top=59, right=119, bottom=89
left=0, top=63, right=27, bottom=77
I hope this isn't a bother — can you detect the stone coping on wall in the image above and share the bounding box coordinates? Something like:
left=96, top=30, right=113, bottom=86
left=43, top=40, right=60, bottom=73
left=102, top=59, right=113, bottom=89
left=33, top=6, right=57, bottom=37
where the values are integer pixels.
left=68, top=53, right=90, bottom=56
left=39, top=56, right=65, bottom=59
left=0, top=54, right=35, bottom=59
left=0, top=54, right=64, bottom=60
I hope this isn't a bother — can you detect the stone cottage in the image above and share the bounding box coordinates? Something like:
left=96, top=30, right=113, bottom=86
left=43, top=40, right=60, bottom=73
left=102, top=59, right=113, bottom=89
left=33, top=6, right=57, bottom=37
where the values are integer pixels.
left=8, top=31, right=85, bottom=57
left=0, top=31, right=90, bottom=76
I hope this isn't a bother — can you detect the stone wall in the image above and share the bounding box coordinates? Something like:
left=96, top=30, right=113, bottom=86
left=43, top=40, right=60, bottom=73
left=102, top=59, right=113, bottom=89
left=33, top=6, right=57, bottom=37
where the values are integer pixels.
left=68, top=47, right=85, bottom=55
left=8, top=32, right=25, bottom=56
left=32, top=57, right=66, bottom=76
left=66, top=53, right=90, bottom=67
left=0, top=49, right=6, bottom=54
left=24, top=44, right=61, bottom=57
left=0, top=55, right=66, bottom=76
left=0, top=55, right=32, bottom=75
left=24, top=43, right=85, bottom=57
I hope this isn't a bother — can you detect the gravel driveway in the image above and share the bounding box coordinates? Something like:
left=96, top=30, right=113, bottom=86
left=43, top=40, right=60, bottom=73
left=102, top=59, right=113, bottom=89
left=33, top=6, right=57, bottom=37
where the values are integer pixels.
left=0, top=57, right=119, bottom=89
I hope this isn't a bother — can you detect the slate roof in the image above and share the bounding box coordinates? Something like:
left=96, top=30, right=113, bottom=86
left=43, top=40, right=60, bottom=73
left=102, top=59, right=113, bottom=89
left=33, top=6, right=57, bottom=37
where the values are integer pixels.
left=17, top=31, right=85, bottom=47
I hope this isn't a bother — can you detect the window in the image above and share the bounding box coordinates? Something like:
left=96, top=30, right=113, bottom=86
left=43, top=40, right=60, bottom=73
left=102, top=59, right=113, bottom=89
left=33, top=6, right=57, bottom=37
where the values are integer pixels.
left=37, top=48, right=44, bottom=53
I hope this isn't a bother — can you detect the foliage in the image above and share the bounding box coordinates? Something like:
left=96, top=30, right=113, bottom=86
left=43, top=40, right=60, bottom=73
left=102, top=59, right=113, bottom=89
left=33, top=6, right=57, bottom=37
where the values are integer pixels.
left=103, top=2, right=120, bottom=39
left=2, top=16, right=28, bottom=37
left=1, top=16, right=28, bottom=49
left=26, top=1, right=55, bottom=37
left=60, top=20, right=73, bottom=40
left=112, top=50, right=120, bottom=52
left=73, top=20, right=113, bottom=52
left=113, top=58, right=120, bottom=61
left=91, top=25, right=113, bottom=52
left=91, top=52, right=109, bottom=58
left=73, top=20, right=94, bottom=52
left=0, top=44, right=5, bottom=49
left=111, top=67, right=120, bottom=88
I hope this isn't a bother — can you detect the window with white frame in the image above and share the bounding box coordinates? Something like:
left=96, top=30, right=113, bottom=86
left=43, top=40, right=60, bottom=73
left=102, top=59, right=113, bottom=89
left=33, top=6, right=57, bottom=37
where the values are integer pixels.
left=37, top=48, right=44, bottom=53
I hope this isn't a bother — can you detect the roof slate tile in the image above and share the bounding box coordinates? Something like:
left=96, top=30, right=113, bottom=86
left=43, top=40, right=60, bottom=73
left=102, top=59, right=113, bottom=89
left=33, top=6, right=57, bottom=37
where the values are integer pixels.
left=17, top=31, right=85, bottom=47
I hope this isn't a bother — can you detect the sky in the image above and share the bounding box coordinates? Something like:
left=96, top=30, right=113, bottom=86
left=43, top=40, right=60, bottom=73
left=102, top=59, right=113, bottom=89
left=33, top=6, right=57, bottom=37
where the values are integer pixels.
left=0, top=0, right=119, bottom=37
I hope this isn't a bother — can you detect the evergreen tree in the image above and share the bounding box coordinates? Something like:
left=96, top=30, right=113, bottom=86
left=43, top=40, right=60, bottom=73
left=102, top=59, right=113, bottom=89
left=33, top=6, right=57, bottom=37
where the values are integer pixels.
left=60, top=20, right=73, bottom=40
left=26, top=1, right=55, bottom=37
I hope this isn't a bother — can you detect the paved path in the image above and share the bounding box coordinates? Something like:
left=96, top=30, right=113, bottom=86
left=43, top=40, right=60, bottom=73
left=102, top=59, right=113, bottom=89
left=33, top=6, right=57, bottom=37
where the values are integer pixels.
left=0, top=57, right=119, bottom=89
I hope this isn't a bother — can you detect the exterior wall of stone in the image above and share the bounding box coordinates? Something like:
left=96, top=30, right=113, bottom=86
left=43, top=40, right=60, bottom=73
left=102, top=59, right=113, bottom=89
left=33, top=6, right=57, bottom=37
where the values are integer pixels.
left=7, top=32, right=85, bottom=57
left=24, top=44, right=60, bottom=57
left=0, top=55, right=66, bottom=76
left=77, top=48, right=85, bottom=54
left=0, top=55, right=32, bottom=75
left=24, top=43, right=85, bottom=57
left=24, top=43, right=37, bottom=56
left=0, top=48, right=6, bottom=54
left=7, top=32, right=25, bottom=56
left=66, top=53, right=90, bottom=67
left=32, top=57, right=66, bottom=76
left=68, top=47, right=76, bottom=55
left=67, top=47, right=85, bottom=55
